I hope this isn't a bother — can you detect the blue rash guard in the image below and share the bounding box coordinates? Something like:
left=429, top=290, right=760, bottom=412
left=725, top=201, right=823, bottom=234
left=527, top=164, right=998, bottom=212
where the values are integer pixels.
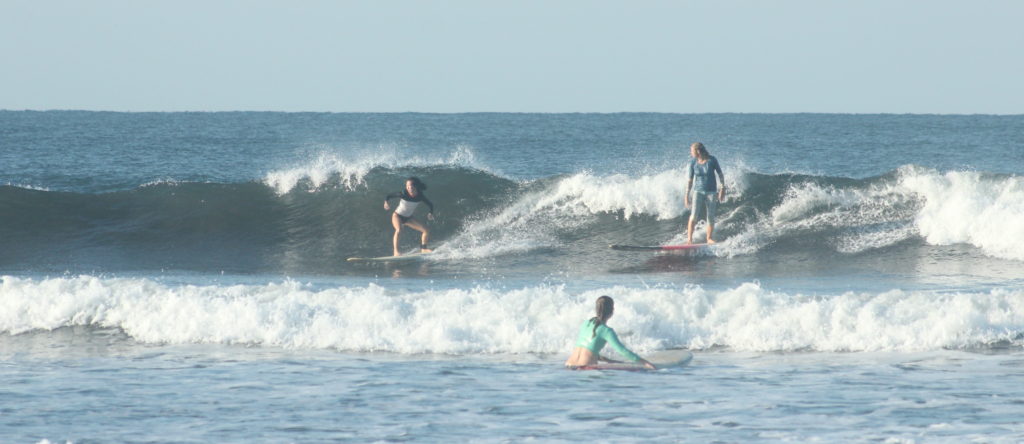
left=575, top=319, right=641, bottom=362
left=688, top=156, right=724, bottom=193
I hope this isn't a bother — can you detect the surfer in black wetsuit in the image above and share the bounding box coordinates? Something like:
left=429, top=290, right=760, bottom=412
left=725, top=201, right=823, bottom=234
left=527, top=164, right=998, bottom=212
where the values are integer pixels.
left=384, top=177, right=434, bottom=256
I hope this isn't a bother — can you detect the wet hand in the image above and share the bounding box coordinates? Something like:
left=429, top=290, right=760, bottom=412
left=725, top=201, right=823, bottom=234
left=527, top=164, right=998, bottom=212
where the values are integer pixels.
left=427, top=213, right=435, bottom=221
left=384, top=201, right=390, bottom=210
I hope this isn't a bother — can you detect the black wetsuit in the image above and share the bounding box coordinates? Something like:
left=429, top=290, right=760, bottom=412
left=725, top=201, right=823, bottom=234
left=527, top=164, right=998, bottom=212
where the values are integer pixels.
left=385, top=190, right=434, bottom=223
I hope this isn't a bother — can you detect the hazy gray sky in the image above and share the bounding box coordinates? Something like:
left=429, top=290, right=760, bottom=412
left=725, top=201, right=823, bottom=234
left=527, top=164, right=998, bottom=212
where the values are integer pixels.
left=2, top=0, right=1022, bottom=113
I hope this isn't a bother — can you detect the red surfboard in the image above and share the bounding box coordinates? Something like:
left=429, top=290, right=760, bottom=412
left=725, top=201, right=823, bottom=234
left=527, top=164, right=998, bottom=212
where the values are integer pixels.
left=609, top=244, right=710, bottom=251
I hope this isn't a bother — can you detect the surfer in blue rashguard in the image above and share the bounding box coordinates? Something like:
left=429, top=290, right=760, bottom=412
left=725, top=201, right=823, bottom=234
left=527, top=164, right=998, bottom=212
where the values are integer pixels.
left=565, top=296, right=655, bottom=370
left=684, top=142, right=726, bottom=244
left=384, top=177, right=434, bottom=256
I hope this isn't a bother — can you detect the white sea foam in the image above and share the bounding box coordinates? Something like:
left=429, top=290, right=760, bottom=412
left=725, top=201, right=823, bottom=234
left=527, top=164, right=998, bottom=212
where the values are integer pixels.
left=777, top=180, right=915, bottom=228
left=440, top=167, right=743, bottom=259
left=139, top=178, right=185, bottom=188
left=439, top=163, right=1024, bottom=262
left=720, top=167, right=1024, bottom=259
left=834, top=223, right=919, bottom=254
left=3, top=276, right=1022, bottom=353
left=262, top=145, right=490, bottom=195
left=901, top=167, right=1024, bottom=261
left=4, top=182, right=50, bottom=192
left=745, top=180, right=920, bottom=254
left=542, top=169, right=691, bottom=221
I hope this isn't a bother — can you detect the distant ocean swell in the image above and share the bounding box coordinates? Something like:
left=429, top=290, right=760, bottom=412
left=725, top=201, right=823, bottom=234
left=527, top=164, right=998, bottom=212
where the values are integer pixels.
left=1, top=162, right=1021, bottom=272
left=2, top=276, right=1022, bottom=353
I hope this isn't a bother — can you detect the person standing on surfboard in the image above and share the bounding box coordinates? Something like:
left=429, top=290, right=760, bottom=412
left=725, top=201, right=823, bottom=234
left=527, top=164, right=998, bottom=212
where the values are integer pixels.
left=565, top=296, right=656, bottom=370
left=384, top=177, right=434, bottom=256
left=684, top=142, right=726, bottom=244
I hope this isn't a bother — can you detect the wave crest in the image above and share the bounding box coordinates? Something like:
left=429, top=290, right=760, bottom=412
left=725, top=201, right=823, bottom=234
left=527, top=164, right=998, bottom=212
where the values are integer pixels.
left=262, top=145, right=493, bottom=195
left=3, top=276, right=1022, bottom=353
left=902, top=167, right=1024, bottom=261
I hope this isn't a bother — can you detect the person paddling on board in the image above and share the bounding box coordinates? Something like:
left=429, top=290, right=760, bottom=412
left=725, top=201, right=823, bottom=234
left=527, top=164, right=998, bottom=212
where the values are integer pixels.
left=565, top=296, right=656, bottom=370
left=384, top=177, right=434, bottom=256
left=684, top=142, right=726, bottom=244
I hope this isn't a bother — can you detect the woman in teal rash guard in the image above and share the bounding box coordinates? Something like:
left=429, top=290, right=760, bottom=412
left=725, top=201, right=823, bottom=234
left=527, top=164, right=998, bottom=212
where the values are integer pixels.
left=565, top=296, right=656, bottom=369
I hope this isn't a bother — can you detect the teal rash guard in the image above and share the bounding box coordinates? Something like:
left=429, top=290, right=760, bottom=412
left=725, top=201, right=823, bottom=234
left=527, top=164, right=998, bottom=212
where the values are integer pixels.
left=575, top=319, right=641, bottom=362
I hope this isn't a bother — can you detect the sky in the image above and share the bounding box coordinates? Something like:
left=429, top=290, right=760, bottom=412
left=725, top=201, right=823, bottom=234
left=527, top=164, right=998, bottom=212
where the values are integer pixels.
left=2, top=0, right=1023, bottom=113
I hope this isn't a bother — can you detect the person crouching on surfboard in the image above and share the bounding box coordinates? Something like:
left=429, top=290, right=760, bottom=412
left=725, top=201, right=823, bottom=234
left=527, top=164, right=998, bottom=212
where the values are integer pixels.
left=684, top=142, right=726, bottom=244
left=565, top=296, right=656, bottom=370
left=384, top=177, right=435, bottom=256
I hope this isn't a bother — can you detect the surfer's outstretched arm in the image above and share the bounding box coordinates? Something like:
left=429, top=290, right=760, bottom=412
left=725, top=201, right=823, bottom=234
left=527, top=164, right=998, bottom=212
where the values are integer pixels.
left=564, top=296, right=656, bottom=370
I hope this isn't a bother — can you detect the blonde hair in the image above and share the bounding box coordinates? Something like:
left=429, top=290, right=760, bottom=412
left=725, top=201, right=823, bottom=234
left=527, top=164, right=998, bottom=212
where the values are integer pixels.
left=691, top=142, right=710, bottom=161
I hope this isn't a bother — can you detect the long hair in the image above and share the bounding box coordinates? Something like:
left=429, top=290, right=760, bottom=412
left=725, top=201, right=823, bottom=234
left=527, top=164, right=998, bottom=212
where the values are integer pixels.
left=590, top=296, right=615, bottom=338
left=692, top=142, right=710, bottom=161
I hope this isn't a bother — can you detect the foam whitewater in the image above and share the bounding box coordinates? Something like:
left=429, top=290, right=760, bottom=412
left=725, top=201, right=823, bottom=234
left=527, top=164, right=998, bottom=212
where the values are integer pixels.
left=2, top=151, right=1023, bottom=273
left=2, top=275, right=1023, bottom=353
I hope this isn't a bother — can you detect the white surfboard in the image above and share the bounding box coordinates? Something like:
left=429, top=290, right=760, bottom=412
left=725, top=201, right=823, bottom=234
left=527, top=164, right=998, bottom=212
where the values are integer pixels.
left=577, top=349, right=693, bottom=371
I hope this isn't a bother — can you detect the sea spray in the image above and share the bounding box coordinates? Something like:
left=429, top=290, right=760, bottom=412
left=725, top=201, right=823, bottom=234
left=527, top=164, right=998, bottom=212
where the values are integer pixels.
left=902, top=167, right=1024, bottom=261
left=3, top=164, right=1023, bottom=274
left=262, top=145, right=491, bottom=195
left=4, top=276, right=1023, bottom=353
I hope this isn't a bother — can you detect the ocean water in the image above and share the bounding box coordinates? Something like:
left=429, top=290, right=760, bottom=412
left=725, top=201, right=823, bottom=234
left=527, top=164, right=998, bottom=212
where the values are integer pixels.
left=2, top=111, right=1024, bottom=442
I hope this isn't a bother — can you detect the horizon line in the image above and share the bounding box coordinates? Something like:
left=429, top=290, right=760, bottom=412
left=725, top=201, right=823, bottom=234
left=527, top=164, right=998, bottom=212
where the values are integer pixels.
left=3, top=109, right=1022, bottom=117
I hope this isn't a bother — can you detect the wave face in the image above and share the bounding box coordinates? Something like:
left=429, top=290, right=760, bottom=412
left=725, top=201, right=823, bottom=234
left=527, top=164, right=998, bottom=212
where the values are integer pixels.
left=4, top=111, right=1023, bottom=278
left=3, top=276, right=1022, bottom=353
left=2, top=161, right=1023, bottom=274
left=0, top=166, right=516, bottom=273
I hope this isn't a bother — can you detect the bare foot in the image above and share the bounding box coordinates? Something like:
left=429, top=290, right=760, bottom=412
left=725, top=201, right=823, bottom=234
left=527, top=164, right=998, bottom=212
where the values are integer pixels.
left=420, top=248, right=433, bottom=253
left=393, top=251, right=402, bottom=257
left=706, top=239, right=716, bottom=245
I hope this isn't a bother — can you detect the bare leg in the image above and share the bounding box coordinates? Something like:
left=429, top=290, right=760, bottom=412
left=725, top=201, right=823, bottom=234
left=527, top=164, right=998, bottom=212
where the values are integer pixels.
left=706, top=224, right=716, bottom=244
left=403, top=219, right=432, bottom=252
left=391, top=213, right=403, bottom=256
left=686, top=217, right=695, bottom=244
